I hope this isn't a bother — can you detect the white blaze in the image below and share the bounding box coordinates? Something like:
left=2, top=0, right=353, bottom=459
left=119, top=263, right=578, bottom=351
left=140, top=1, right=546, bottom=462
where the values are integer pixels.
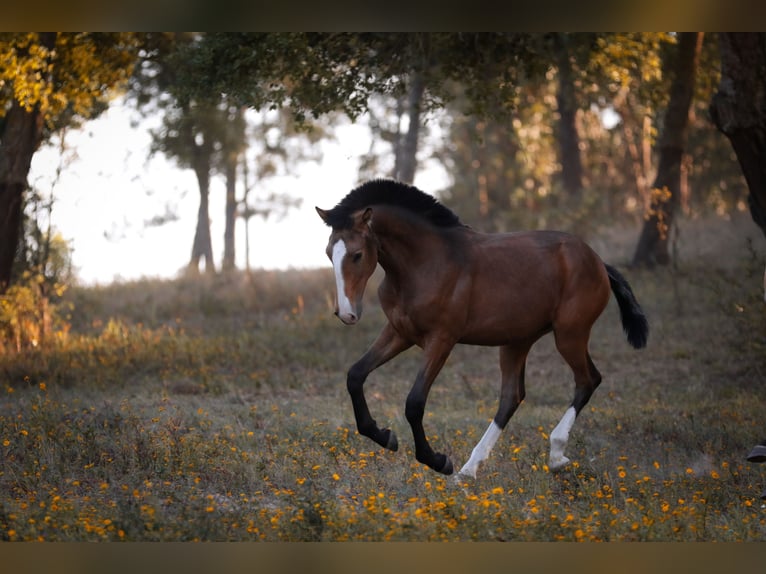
left=331, top=240, right=356, bottom=320
left=549, top=406, right=576, bottom=470
left=458, top=421, right=503, bottom=479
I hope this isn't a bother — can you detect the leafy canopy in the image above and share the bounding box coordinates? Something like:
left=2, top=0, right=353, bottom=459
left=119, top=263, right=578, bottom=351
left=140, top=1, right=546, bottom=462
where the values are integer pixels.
left=0, top=32, right=140, bottom=132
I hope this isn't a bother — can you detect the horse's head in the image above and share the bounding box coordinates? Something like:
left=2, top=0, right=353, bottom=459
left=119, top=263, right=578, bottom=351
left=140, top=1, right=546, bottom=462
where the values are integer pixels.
left=316, top=206, right=378, bottom=325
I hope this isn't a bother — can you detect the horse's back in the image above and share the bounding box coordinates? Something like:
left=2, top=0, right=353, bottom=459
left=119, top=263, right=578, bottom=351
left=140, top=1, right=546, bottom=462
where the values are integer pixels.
left=470, top=229, right=603, bottom=288
left=459, top=230, right=610, bottom=345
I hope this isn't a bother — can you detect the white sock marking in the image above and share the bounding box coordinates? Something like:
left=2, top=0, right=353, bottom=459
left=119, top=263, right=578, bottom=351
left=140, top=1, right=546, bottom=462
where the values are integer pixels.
left=331, top=240, right=355, bottom=320
left=458, top=421, right=502, bottom=478
left=549, top=406, right=576, bottom=470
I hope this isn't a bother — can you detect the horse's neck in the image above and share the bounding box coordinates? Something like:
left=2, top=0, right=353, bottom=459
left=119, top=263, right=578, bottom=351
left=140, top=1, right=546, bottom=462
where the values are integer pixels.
left=372, top=209, right=454, bottom=279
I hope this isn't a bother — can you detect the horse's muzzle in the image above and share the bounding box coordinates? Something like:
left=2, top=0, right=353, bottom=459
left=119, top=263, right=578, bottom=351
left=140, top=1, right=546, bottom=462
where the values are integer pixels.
left=335, top=310, right=359, bottom=325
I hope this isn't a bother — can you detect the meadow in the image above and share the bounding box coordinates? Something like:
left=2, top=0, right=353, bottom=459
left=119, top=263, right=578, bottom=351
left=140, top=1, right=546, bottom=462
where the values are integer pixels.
left=1, top=214, right=765, bottom=542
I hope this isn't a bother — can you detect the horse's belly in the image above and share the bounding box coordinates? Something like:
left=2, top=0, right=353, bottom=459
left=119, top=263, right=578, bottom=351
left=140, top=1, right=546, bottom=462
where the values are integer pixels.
left=458, top=306, right=553, bottom=346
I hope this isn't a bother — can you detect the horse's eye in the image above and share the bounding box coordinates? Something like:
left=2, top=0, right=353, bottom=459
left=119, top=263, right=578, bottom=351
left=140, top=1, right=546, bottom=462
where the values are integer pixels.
left=352, top=252, right=363, bottom=263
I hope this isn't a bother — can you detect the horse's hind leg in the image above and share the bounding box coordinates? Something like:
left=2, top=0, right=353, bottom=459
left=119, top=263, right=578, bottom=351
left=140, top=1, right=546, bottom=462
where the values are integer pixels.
left=458, top=344, right=529, bottom=479
left=549, top=332, right=602, bottom=471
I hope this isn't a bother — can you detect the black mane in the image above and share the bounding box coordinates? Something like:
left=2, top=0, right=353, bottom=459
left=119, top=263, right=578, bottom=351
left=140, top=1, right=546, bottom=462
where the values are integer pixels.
left=321, top=179, right=463, bottom=230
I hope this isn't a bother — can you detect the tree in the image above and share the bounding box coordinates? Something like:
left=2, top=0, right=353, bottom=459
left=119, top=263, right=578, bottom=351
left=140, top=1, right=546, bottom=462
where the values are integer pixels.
left=222, top=105, right=246, bottom=272
left=151, top=98, right=249, bottom=275
left=234, top=107, right=319, bottom=272
left=132, top=34, right=327, bottom=274
left=359, top=76, right=432, bottom=185
left=573, top=33, right=741, bottom=225
left=552, top=33, right=585, bottom=197
left=710, top=33, right=766, bottom=242
left=632, top=32, right=704, bottom=267
left=128, top=33, right=218, bottom=274
left=181, top=104, right=217, bottom=273
left=0, top=33, right=138, bottom=291
left=437, top=79, right=564, bottom=232
left=395, top=73, right=424, bottom=183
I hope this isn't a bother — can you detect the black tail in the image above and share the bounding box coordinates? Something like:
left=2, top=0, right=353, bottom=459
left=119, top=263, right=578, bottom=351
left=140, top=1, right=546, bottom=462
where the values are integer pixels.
left=605, top=264, right=649, bottom=349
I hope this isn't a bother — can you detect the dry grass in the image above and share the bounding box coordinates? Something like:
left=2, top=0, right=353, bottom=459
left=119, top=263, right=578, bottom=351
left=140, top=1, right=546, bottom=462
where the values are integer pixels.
left=1, top=213, right=765, bottom=541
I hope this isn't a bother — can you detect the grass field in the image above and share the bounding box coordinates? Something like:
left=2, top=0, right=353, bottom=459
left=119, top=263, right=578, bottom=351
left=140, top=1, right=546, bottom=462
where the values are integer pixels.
left=1, top=214, right=765, bottom=541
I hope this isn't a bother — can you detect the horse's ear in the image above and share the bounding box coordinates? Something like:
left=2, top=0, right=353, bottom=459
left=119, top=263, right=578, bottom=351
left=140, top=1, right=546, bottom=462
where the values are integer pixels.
left=316, top=207, right=330, bottom=224
left=362, top=207, right=373, bottom=227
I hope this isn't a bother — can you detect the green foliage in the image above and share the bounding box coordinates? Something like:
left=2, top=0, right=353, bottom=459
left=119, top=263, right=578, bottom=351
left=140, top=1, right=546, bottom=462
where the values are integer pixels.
left=175, top=33, right=551, bottom=124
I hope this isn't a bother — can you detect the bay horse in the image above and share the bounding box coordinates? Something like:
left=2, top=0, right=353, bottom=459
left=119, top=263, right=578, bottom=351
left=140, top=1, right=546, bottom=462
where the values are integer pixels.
left=316, top=179, right=648, bottom=478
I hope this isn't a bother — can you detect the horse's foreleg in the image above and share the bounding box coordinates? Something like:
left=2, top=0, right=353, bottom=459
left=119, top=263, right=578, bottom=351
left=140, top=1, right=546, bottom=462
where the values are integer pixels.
left=405, top=339, right=455, bottom=475
left=347, top=323, right=412, bottom=452
left=458, top=345, right=529, bottom=479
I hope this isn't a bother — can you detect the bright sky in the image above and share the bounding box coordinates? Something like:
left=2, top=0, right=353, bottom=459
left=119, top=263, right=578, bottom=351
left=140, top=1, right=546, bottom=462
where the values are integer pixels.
left=28, top=98, right=449, bottom=285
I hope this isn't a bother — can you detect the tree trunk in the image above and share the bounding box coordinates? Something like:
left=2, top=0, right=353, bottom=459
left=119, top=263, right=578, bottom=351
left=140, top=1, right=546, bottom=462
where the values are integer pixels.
left=613, top=87, right=651, bottom=209
left=0, top=33, right=56, bottom=292
left=0, top=101, right=43, bottom=290
left=553, top=33, right=584, bottom=197
left=632, top=32, right=703, bottom=267
left=710, top=33, right=766, bottom=242
left=222, top=150, right=238, bottom=272
left=189, top=155, right=215, bottom=274
left=241, top=154, right=252, bottom=273
left=393, top=72, right=424, bottom=184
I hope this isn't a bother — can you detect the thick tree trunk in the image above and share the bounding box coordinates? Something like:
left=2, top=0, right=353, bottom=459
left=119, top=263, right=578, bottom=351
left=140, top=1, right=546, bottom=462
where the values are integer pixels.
left=553, top=33, right=584, bottom=197
left=632, top=32, right=703, bottom=267
left=0, top=101, right=44, bottom=290
left=393, top=72, right=424, bottom=184
left=710, top=33, right=766, bottom=242
left=0, top=33, right=56, bottom=292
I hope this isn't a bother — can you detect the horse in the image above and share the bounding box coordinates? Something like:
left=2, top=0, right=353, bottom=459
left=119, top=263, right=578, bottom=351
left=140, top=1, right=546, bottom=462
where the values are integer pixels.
left=316, top=179, right=648, bottom=478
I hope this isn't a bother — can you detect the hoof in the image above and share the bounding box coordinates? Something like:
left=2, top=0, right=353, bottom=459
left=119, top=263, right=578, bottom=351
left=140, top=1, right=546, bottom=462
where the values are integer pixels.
left=457, top=465, right=477, bottom=480
left=437, top=455, right=454, bottom=475
left=454, top=471, right=475, bottom=487
left=747, top=444, right=766, bottom=463
left=384, top=428, right=398, bottom=452
left=548, top=455, right=571, bottom=472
